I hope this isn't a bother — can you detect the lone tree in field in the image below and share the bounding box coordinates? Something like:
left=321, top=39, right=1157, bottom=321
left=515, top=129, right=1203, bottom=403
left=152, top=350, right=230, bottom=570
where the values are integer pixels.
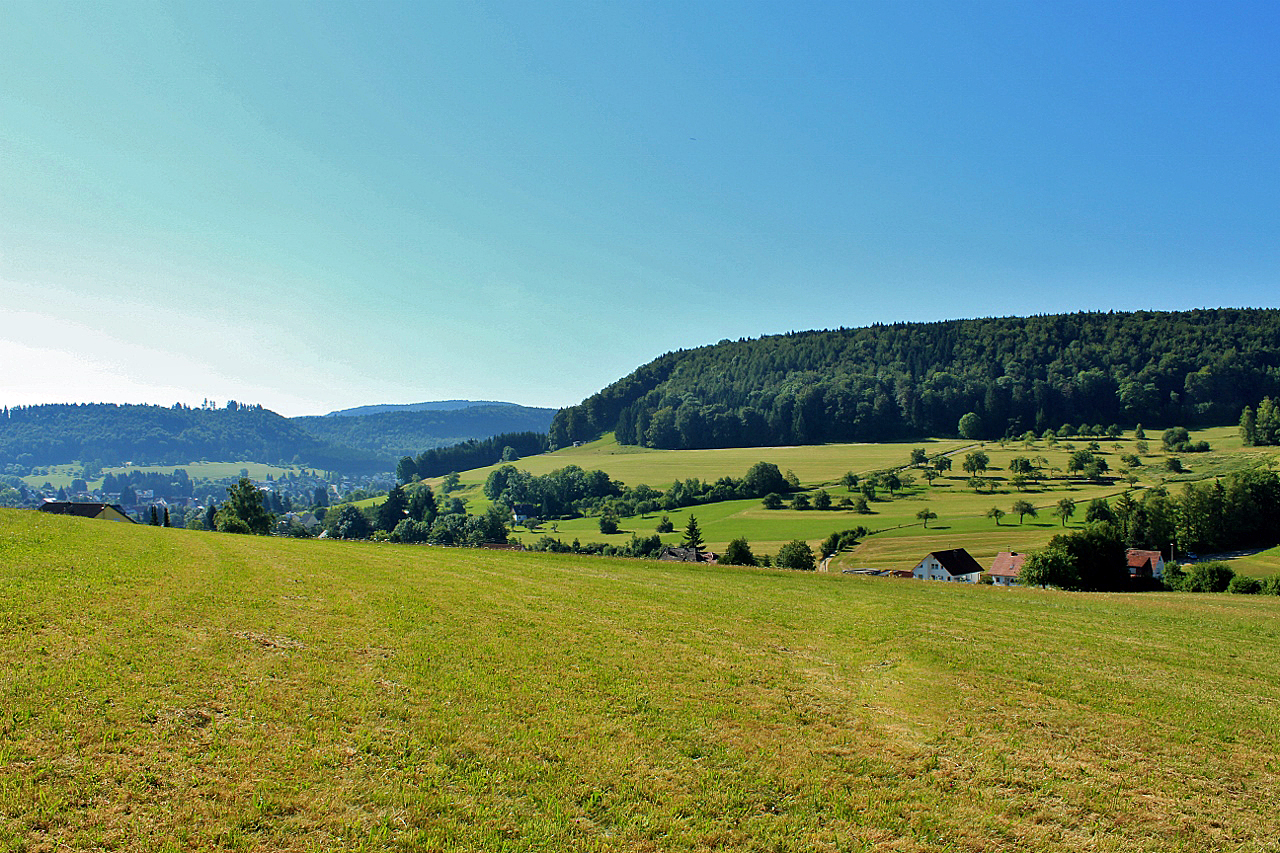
left=936, top=456, right=952, bottom=474
left=1011, top=499, right=1037, bottom=525
left=986, top=506, right=1006, bottom=526
left=841, top=471, right=859, bottom=491
left=916, top=508, right=938, bottom=528
left=910, top=448, right=928, bottom=466
left=962, top=450, right=990, bottom=477
left=682, top=515, right=704, bottom=558
left=1054, top=497, right=1077, bottom=526
left=776, top=539, right=816, bottom=571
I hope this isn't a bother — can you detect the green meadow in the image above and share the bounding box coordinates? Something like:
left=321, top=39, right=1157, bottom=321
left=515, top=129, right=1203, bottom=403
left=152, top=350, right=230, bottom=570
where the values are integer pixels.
left=3, top=509, right=1279, bottom=851
left=23, top=462, right=306, bottom=492
left=425, top=426, right=1280, bottom=571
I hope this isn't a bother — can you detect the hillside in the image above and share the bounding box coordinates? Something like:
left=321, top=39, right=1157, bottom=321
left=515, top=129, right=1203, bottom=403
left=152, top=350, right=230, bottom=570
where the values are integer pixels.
left=437, top=425, right=1280, bottom=571
left=550, top=308, right=1280, bottom=450
left=293, top=404, right=555, bottom=460
left=0, top=401, right=554, bottom=474
left=3, top=509, right=1278, bottom=851
left=0, top=403, right=381, bottom=473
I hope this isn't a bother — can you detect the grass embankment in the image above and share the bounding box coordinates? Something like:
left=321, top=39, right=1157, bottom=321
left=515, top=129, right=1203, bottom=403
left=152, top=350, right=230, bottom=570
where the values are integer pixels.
left=3, top=510, right=1280, bottom=851
left=430, top=426, right=1279, bottom=570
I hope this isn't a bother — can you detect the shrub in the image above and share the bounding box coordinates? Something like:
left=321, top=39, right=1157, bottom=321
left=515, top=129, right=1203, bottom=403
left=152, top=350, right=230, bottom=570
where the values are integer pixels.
left=1228, top=575, right=1262, bottom=594
left=1181, top=561, right=1235, bottom=593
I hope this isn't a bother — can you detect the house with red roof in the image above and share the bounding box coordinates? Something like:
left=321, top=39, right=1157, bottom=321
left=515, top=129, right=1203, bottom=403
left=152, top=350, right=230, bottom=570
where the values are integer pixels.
left=988, top=551, right=1026, bottom=586
left=1126, top=549, right=1165, bottom=580
left=912, top=548, right=983, bottom=583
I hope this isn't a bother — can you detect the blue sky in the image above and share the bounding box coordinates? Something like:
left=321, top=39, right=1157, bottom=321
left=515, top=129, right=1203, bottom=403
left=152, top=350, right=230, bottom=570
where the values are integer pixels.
left=2, top=0, right=1277, bottom=416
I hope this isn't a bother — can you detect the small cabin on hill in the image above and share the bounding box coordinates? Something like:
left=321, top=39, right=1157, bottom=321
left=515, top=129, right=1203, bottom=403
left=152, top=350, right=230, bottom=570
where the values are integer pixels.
left=1126, top=549, right=1165, bottom=580
left=912, top=548, right=983, bottom=583
left=37, top=501, right=135, bottom=523
left=988, top=551, right=1026, bottom=586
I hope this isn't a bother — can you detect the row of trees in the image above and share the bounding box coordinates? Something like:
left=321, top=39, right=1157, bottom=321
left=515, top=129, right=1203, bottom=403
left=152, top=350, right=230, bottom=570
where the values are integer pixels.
left=486, top=461, right=795, bottom=521
left=399, top=432, right=549, bottom=482
left=552, top=309, right=1280, bottom=449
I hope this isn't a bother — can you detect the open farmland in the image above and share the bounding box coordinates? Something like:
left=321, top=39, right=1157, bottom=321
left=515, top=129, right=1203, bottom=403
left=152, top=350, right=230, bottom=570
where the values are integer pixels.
left=430, top=426, right=1280, bottom=569
left=3, top=509, right=1280, bottom=851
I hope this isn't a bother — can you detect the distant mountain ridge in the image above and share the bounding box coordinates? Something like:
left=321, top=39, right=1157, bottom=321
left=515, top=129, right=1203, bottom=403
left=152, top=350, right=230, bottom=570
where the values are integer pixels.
left=323, top=400, right=524, bottom=417
left=293, top=405, right=556, bottom=460
left=0, top=401, right=556, bottom=473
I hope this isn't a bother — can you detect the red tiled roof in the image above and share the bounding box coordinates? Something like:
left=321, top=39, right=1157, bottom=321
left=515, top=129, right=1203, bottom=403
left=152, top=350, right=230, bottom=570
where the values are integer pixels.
left=1126, top=549, right=1161, bottom=568
left=989, top=551, right=1026, bottom=578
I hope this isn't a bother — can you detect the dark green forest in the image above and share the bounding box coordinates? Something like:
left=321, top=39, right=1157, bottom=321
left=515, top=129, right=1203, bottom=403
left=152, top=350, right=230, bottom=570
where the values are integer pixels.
left=551, top=309, right=1280, bottom=450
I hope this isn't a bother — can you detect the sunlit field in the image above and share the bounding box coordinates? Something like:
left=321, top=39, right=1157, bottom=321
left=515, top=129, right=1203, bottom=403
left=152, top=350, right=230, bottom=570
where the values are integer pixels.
left=3, top=509, right=1279, bottom=851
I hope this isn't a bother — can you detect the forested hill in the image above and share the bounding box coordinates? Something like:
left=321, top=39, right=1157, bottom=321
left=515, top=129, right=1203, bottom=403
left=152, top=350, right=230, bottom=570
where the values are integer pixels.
left=0, top=403, right=382, bottom=472
left=550, top=309, right=1280, bottom=450
left=0, top=402, right=556, bottom=472
left=292, top=405, right=556, bottom=459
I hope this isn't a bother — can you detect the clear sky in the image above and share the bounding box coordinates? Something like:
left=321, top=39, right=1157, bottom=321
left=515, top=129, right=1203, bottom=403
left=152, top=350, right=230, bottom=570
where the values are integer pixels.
left=2, top=0, right=1277, bottom=416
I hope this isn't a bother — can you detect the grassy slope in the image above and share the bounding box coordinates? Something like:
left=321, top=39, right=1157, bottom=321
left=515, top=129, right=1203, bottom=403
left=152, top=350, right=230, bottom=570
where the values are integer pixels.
left=23, top=462, right=305, bottom=492
left=3, top=510, right=1279, bottom=851
left=434, top=427, right=1280, bottom=570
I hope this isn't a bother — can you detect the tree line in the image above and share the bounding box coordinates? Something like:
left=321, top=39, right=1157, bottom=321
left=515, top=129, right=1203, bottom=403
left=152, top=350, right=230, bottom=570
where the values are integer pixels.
left=399, top=431, right=549, bottom=481
left=550, top=309, right=1280, bottom=450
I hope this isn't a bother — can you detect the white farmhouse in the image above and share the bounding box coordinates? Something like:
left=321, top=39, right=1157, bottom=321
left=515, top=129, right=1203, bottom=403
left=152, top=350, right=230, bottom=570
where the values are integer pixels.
left=912, top=548, right=984, bottom=583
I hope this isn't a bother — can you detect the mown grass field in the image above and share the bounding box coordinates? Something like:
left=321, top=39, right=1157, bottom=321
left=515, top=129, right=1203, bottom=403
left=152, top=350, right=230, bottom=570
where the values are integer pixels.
left=3, top=509, right=1279, bottom=851
left=429, top=426, right=1280, bottom=572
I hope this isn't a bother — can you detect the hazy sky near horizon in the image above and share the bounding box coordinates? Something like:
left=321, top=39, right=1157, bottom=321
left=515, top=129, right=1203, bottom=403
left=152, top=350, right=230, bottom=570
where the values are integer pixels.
left=3, top=0, right=1278, bottom=417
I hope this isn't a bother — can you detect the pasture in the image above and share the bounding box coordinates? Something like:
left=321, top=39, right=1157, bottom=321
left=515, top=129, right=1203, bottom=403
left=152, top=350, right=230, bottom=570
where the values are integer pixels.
left=3, top=509, right=1280, bottom=851
left=436, top=426, right=1280, bottom=570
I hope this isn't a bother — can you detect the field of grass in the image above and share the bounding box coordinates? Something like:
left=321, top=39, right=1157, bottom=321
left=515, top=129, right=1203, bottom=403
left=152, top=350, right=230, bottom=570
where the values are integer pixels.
left=1214, top=545, right=1280, bottom=579
left=443, top=435, right=973, bottom=492
left=3, top=509, right=1280, bottom=851
left=22, top=462, right=306, bottom=491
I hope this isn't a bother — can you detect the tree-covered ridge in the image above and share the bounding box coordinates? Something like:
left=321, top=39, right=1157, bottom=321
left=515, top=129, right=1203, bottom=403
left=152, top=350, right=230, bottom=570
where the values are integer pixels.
left=293, top=405, right=556, bottom=460
left=0, top=402, right=556, bottom=473
left=551, top=309, right=1280, bottom=450
left=0, top=403, right=381, bottom=471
